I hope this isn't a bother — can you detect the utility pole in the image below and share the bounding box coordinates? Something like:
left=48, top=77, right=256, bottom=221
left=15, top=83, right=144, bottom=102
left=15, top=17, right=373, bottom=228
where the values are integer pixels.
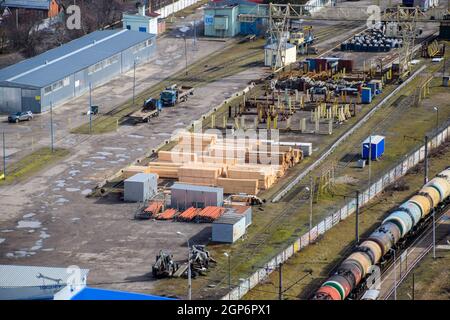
left=432, top=208, right=436, bottom=259
left=50, top=102, right=54, bottom=153
left=184, top=35, right=188, bottom=76
left=278, top=263, right=283, bottom=300
left=393, top=249, right=397, bottom=300
left=133, top=60, right=137, bottom=108
left=224, top=252, right=231, bottom=290
left=368, top=135, right=372, bottom=192
left=355, top=190, right=360, bottom=245
left=309, top=176, right=313, bottom=243
left=424, top=135, right=429, bottom=184
left=2, top=131, right=5, bottom=180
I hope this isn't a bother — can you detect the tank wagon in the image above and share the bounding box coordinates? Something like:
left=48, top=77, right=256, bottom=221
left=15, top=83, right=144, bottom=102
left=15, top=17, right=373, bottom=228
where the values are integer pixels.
left=312, top=167, right=450, bottom=300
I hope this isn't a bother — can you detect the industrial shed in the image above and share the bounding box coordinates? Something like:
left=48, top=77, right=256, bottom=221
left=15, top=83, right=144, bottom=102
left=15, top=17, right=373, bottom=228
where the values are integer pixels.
left=0, top=29, right=156, bottom=114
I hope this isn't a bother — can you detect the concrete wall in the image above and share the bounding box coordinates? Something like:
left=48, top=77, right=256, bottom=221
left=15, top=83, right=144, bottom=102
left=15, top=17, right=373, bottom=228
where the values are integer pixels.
left=155, top=0, right=200, bottom=19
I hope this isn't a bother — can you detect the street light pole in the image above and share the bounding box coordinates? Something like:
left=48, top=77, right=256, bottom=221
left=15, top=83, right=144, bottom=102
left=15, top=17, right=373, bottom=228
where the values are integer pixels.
left=224, top=252, right=231, bottom=290
left=50, top=101, right=54, bottom=153
left=184, top=35, right=188, bottom=76
left=2, top=131, right=5, bottom=179
left=309, top=176, right=313, bottom=243
left=133, top=60, right=137, bottom=108
left=355, top=190, right=360, bottom=245
left=89, top=82, right=92, bottom=134
left=177, top=231, right=191, bottom=300
left=433, top=106, right=439, bottom=135
left=424, top=135, right=429, bottom=184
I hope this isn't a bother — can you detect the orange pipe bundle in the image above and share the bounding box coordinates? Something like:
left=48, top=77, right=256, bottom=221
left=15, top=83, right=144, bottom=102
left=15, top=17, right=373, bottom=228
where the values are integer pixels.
left=143, top=201, right=163, bottom=218
left=178, top=207, right=201, bottom=222
left=157, top=208, right=178, bottom=220
left=197, top=206, right=226, bottom=222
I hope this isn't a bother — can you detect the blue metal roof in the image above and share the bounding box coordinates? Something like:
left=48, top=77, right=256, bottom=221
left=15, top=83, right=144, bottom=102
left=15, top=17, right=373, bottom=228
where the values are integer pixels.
left=2, top=0, right=51, bottom=10
left=71, top=287, right=175, bottom=300
left=0, top=30, right=155, bottom=88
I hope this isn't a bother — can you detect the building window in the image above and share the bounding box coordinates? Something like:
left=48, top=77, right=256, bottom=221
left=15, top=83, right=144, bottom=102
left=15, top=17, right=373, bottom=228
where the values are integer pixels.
left=146, top=39, right=153, bottom=47
left=43, top=76, right=70, bottom=95
left=126, top=25, right=131, bottom=30
left=139, top=27, right=147, bottom=32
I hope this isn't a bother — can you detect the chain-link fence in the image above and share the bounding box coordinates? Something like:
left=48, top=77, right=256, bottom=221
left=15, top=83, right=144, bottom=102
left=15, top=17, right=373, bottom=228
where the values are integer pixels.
left=221, top=120, right=450, bottom=300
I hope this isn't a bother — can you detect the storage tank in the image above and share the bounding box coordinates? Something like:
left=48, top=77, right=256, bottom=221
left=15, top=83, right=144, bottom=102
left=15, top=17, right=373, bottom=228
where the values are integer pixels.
left=368, top=222, right=401, bottom=255
left=439, top=168, right=450, bottom=183
left=336, top=260, right=363, bottom=289
left=382, top=211, right=413, bottom=237
left=359, top=240, right=383, bottom=264
left=345, top=252, right=372, bottom=277
left=426, top=177, right=450, bottom=202
left=409, top=194, right=432, bottom=217
left=323, top=275, right=353, bottom=300
left=399, top=201, right=422, bottom=226
left=420, top=186, right=441, bottom=208
left=313, top=285, right=341, bottom=300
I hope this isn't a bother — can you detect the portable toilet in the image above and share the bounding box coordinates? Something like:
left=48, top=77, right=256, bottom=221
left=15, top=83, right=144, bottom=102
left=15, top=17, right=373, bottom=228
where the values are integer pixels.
left=361, top=87, right=372, bottom=104
left=362, top=135, right=385, bottom=160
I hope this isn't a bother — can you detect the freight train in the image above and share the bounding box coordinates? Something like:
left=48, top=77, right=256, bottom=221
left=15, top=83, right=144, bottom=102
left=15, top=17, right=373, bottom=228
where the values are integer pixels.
left=312, top=167, right=450, bottom=300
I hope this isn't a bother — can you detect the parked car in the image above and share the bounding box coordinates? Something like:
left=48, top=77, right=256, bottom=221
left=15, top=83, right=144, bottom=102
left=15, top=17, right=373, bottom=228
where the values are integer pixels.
left=8, top=111, right=33, bottom=123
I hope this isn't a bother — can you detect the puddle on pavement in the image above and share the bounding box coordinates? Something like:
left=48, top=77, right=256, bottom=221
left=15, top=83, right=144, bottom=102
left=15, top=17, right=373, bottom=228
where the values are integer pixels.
left=17, top=220, right=42, bottom=229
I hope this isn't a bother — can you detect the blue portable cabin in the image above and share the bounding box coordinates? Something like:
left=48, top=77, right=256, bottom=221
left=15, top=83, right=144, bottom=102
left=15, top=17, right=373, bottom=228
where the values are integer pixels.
left=362, top=135, right=385, bottom=160
left=361, top=87, right=372, bottom=104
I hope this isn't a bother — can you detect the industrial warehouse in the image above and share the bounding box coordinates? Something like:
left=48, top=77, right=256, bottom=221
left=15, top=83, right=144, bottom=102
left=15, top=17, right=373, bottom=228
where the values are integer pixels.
left=0, top=0, right=449, bottom=307
left=0, top=29, right=156, bottom=113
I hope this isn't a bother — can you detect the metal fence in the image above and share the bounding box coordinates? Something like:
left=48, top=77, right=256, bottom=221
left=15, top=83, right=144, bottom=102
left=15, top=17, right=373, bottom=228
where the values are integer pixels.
left=221, top=121, right=450, bottom=300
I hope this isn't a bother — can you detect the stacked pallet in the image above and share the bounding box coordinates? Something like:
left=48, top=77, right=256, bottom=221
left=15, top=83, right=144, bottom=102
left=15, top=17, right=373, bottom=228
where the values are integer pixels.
left=178, top=165, right=223, bottom=186
left=178, top=207, right=201, bottom=222
left=196, top=206, right=226, bottom=222
left=217, top=177, right=259, bottom=195
left=122, top=165, right=153, bottom=179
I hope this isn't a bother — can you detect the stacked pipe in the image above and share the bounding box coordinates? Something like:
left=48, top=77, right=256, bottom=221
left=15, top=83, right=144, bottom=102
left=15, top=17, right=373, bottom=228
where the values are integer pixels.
left=341, top=28, right=402, bottom=53
left=312, top=167, right=450, bottom=300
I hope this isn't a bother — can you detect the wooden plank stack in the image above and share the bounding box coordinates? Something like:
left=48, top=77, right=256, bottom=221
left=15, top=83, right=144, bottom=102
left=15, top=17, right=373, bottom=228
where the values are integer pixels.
left=135, top=133, right=305, bottom=195
left=217, top=177, right=259, bottom=195
left=122, top=165, right=153, bottom=179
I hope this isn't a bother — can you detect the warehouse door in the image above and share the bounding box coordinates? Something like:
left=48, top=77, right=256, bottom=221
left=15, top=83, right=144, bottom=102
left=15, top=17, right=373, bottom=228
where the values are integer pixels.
left=21, top=89, right=41, bottom=113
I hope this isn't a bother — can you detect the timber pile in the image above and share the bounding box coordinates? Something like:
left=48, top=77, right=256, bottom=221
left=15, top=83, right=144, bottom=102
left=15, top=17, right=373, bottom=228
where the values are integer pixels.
left=122, top=165, right=152, bottom=179
left=217, top=177, right=259, bottom=195
left=140, top=133, right=304, bottom=195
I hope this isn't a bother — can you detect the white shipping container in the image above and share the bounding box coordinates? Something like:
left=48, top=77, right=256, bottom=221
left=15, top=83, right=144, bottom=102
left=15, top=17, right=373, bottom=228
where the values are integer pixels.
left=124, top=173, right=158, bottom=202
left=212, top=214, right=246, bottom=243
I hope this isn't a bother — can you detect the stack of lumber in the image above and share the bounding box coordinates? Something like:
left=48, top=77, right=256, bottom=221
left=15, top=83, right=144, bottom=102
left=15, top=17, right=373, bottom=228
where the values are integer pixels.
left=177, top=132, right=217, bottom=152
left=199, top=155, right=243, bottom=165
left=157, top=208, right=178, bottom=220
left=143, top=201, right=164, bottom=218
left=209, top=145, right=249, bottom=159
left=217, top=177, right=259, bottom=195
left=178, top=165, right=223, bottom=186
left=228, top=165, right=277, bottom=190
left=196, top=206, right=226, bottom=222
left=147, top=162, right=181, bottom=179
left=122, top=165, right=153, bottom=179
left=158, top=150, right=197, bottom=163
left=178, top=207, right=201, bottom=222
